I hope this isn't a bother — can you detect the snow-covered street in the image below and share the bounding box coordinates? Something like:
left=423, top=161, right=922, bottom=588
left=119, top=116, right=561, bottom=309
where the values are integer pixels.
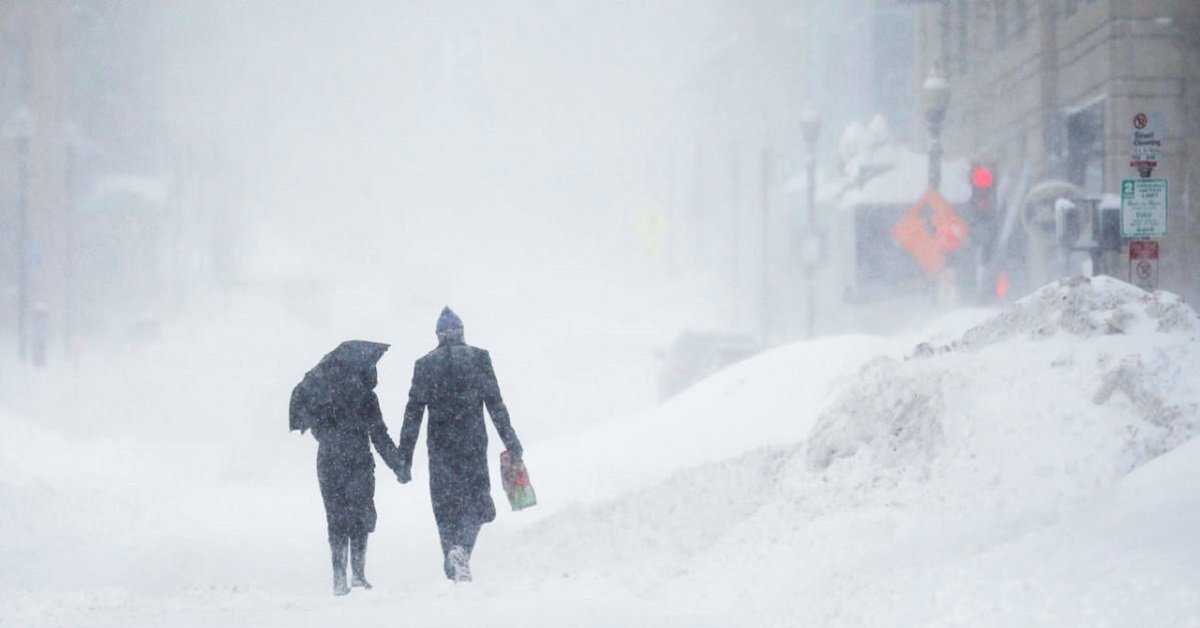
left=3, top=276, right=1199, bottom=626
left=4, top=1, right=1200, bottom=625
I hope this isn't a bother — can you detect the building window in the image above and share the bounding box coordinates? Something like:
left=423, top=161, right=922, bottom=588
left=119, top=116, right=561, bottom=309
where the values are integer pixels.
left=2, top=33, right=31, bottom=103
left=957, top=0, right=969, bottom=75
left=995, top=0, right=1009, bottom=50
left=1014, top=0, right=1029, bottom=39
left=1067, top=104, right=1105, bottom=195
left=940, top=1, right=952, bottom=77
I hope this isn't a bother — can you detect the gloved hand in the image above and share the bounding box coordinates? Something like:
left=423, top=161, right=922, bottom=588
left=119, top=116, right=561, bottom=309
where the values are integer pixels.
left=396, top=466, right=412, bottom=484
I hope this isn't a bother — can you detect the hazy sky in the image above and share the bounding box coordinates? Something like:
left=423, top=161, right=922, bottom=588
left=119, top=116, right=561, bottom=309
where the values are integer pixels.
left=159, top=1, right=750, bottom=277
left=146, top=1, right=814, bottom=433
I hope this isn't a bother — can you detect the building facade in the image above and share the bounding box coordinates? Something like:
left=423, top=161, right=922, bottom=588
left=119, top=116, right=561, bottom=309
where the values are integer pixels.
left=911, top=0, right=1200, bottom=303
left=0, top=0, right=170, bottom=363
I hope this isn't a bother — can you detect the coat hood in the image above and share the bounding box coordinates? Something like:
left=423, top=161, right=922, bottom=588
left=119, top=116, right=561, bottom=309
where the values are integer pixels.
left=436, top=307, right=464, bottom=334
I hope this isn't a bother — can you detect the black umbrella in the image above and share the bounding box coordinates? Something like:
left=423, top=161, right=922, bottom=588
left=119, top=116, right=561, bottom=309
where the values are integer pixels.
left=290, top=340, right=390, bottom=433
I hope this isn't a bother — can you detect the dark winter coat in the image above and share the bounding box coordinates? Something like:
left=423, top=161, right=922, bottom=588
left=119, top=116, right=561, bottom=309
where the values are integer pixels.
left=398, top=335, right=523, bottom=527
left=293, top=365, right=400, bottom=537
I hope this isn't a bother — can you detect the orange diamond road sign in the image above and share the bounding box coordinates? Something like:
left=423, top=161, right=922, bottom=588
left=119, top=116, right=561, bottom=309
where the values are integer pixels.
left=891, top=188, right=970, bottom=276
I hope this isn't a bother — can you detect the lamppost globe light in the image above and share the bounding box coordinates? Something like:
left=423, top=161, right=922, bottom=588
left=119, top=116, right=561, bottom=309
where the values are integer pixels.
left=61, top=119, right=83, bottom=148
left=923, top=74, right=951, bottom=116
left=800, top=108, right=821, bottom=145
left=799, top=107, right=822, bottom=338
left=3, top=104, right=35, bottom=140
left=923, top=71, right=951, bottom=191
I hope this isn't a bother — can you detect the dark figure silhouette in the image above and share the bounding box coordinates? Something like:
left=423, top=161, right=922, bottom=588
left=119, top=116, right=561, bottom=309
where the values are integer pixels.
left=397, top=308, right=524, bottom=582
left=291, top=340, right=404, bottom=595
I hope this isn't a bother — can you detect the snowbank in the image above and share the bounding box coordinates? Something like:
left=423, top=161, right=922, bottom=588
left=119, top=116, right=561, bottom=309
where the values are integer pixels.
left=805, top=275, right=1200, bottom=500
left=4, top=276, right=1200, bottom=626
left=493, top=276, right=1200, bottom=624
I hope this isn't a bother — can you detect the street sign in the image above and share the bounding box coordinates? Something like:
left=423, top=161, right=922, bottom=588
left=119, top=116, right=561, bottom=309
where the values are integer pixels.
left=1129, top=240, right=1159, bottom=292
left=1120, top=178, right=1168, bottom=237
left=634, top=207, right=666, bottom=258
left=891, top=188, right=969, bottom=276
left=1130, top=112, right=1164, bottom=174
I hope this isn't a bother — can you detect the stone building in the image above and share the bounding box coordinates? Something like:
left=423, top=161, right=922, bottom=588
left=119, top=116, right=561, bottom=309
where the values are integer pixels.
left=909, top=0, right=1200, bottom=303
left=0, top=0, right=72, bottom=363
left=0, top=1, right=167, bottom=363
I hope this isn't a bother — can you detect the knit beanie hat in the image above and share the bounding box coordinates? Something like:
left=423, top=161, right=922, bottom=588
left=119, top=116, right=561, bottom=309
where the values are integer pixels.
left=436, top=306, right=463, bottom=334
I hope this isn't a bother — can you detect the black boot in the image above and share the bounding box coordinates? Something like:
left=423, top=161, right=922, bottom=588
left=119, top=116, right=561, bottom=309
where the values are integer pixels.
left=350, top=533, right=372, bottom=589
left=330, top=534, right=350, bottom=596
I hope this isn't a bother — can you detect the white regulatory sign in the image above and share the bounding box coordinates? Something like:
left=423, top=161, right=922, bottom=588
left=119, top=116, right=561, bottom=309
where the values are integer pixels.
left=1130, top=112, right=1164, bottom=169
left=1120, top=178, right=1168, bottom=237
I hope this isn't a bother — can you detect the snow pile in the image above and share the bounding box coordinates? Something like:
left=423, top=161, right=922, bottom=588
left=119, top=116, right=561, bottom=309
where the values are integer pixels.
left=0, top=410, right=146, bottom=580
left=804, top=276, right=1200, bottom=514
left=5, top=277, right=1200, bottom=626
left=955, top=274, right=1197, bottom=344
left=521, top=334, right=895, bottom=513
left=492, top=276, right=1200, bottom=625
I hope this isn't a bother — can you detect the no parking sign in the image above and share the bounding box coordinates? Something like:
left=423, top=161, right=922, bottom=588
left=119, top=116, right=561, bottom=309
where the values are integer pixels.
left=1129, top=240, right=1159, bottom=292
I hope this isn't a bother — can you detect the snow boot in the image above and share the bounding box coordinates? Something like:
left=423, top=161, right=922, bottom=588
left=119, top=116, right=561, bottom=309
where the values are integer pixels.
left=350, top=533, right=372, bottom=590
left=447, top=545, right=471, bottom=583
left=330, top=534, right=350, bottom=596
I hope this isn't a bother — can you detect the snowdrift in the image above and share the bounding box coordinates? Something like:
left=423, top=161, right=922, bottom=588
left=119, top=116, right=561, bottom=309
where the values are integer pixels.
left=805, top=275, right=1200, bottom=508
left=4, top=276, right=1200, bottom=626
left=498, top=276, right=1200, bottom=624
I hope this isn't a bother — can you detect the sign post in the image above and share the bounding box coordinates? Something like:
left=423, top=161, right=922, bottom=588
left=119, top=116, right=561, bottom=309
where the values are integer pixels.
left=1126, top=111, right=1166, bottom=291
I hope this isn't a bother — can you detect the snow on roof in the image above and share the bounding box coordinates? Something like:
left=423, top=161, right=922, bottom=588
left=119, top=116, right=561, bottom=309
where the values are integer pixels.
left=839, top=146, right=971, bottom=208
left=93, top=175, right=170, bottom=204
left=782, top=147, right=973, bottom=212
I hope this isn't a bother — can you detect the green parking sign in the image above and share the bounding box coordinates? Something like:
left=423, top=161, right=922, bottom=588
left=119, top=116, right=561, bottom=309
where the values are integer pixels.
left=1121, top=178, right=1167, bottom=237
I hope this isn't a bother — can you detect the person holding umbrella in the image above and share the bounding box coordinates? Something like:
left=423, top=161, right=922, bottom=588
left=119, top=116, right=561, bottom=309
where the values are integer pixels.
left=397, top=307, right=525, bottom=582
left=290, top=340, right=405, bottom=596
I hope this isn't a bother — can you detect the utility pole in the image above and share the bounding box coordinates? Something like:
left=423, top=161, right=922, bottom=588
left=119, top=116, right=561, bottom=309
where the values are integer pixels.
left=760, top=147, right=771, bottom=343
left=924, top=74, right=950, bottom=191
left=799, top=109, right=822, bottom=338
left=63, top=122, right=81, bottom=363
left=5, top=105, right=35, bottom=362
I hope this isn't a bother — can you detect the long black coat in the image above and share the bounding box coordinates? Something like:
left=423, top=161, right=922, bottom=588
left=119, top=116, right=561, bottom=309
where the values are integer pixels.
left=398, top=336, right=522, bottom=527
left=293, top=366, right=400, bottom=538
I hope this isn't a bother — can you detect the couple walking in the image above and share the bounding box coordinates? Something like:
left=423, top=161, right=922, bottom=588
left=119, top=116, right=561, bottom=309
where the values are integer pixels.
left=289, top=307, right=525, bottom=595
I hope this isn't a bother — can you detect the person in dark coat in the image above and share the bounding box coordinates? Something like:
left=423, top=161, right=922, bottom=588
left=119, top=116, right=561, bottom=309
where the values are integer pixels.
left=396, top=307, right=524, bottom=582
left=290, top=340, right=405, bottom=596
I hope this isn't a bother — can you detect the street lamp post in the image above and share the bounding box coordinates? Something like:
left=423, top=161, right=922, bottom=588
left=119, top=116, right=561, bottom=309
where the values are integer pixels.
left=63, top=121, right=82, bottom=363
left=760, top=146, right=772, bottom=344
left=5, top=105, right=35, bottom=362
left=923, top=74, right=955, bottom=306
left=799, top=108, right=821, bottom=337
left=923, top=74, right=951, bottom=190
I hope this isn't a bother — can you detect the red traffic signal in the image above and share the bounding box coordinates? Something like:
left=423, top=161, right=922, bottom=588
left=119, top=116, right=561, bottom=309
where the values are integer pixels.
left=968, top=162, right=998, bottom=218
left=971, top=165, right=994, bottom=190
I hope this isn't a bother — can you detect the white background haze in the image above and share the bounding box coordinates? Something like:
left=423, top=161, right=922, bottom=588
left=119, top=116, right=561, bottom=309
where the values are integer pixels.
left=3, top=3, right=1199, bottom=627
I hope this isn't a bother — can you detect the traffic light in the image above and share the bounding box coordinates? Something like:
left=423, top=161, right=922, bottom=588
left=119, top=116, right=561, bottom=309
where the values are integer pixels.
left=968, top=162, right=996, bottom=216
left=968, top=161, right=1000, bottom=266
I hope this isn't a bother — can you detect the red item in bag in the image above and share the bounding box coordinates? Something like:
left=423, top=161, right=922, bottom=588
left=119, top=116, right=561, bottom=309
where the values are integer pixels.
left=500, top=450, right=537, bottom=511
